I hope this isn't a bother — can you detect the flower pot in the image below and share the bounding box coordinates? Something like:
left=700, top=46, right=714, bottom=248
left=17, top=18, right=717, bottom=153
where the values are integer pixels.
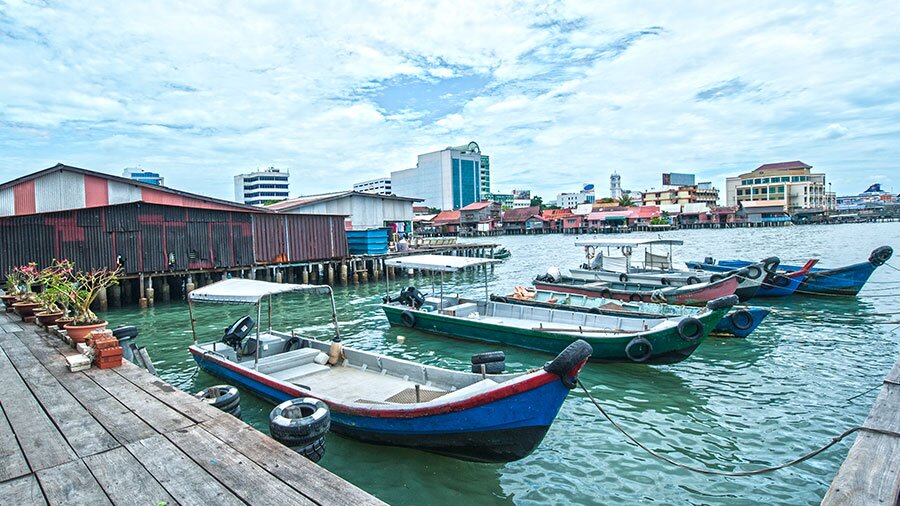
left=1, top=294, right=17, bottom=309
left=56, top=317, right=74, bottom=330
left=64, top=321, right=108, bottom=343
left=36, top=311, right=65, bottom=327
left=12, top=302, right=41, bottom=320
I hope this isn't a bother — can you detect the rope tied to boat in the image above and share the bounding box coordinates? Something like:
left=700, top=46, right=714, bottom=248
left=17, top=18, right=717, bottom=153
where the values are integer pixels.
left=577, top=379, right=897, bottom=476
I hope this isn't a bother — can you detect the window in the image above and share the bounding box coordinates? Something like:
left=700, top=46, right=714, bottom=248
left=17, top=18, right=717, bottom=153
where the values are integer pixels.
left=753, top=188, right=759, bottom=195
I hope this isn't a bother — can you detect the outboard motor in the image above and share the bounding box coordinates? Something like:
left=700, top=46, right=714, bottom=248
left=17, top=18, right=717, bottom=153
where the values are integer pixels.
left=223, top=316, right=255, bottom=352
left=397, top=287, right=426, bottom=309
left=112, top=325, right=139, bottom=362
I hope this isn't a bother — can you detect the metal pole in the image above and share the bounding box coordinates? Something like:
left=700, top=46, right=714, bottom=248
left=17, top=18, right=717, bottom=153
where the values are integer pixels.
left=268, top=294, right=272, bottom=332
left=440, top=271, right=444, bottom=309
left=188, top=299, right=199, bottom=345
left=255, top=301, right=262, bottom=370
left=483, top=264, right=489, bottom=302
left=327, top=286, right=341, bottom=340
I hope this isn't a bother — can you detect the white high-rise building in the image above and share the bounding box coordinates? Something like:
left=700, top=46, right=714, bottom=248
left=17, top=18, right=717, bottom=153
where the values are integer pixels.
left=353, top=178, right=392, bottom=195
left=234, top=167, right=290, bottom=206
left=610, top=173, right=622, bottom=199
left=391, top=144, right=484, bottom=210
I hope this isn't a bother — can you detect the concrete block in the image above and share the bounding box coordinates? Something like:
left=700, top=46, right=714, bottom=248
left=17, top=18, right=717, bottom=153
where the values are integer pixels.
left=65, top=354, right=91, bottom=372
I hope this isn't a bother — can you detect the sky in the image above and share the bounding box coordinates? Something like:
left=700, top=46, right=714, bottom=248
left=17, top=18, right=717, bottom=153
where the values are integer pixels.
left=1, top=0, right=899, bottom=202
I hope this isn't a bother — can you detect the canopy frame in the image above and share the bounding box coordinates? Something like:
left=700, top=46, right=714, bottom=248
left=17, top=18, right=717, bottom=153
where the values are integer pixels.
left=383, top=254, right=497, bottom=309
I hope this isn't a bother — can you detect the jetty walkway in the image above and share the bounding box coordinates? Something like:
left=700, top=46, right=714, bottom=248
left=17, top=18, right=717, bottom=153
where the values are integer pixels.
left=822, top=355, right=900, bottom=504
left=0, top=312, right=383, bottom=505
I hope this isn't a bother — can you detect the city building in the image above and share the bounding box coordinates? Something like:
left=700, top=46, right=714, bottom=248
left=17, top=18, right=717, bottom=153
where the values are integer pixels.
left=353, top=177, right=392, bottom=195
left=234, top=167, right=290, bottom=206
left=500, top=206, right=545, bottom=234
left=122, top=168, right=164, bottom=186
left=642, top=182, right=719, bottom=208
left=511, top=199, right=532, bottom=208
left=452, top=141, right=491, bottom=196
left=726, top=161, right=831, bottom=212
left=513, top=189, right=531, bottom=200
left=662, top=173, right=695, bottom=186
left=484, top=192, right=514, bottom=208
left=610, top=173, right=622, bottom=200
left=556, top=184, right=596, bottom=209
left=391, top=143, right=486, bottom=210
left=459, top=201, right=501, bottom=235
left=266, top=191, right=421, bottom=232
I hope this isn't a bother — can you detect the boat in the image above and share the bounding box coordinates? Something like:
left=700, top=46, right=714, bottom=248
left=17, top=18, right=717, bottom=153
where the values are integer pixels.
left=490, top=247, right=512, bottom=260
left=492, top=289, right=770, bottom=338
left=187, top=278, right=592, bottom=463
left=685, top=258, right=815, bottom=297
left=533, top=268, right=756, bottom=305
left=380, top=255, right=739, bottom=364
left=686, top=246, right=893, bottom=296
left=563, top=238, right=778, bottom=299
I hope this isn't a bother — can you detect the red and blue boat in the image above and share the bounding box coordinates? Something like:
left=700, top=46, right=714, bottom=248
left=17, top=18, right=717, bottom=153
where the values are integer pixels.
left=186, top=278, right=592, bottom=463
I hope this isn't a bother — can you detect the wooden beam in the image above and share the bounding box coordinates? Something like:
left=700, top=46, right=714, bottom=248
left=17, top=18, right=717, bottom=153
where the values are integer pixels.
left=35, top=460, right=111, bottom=506
left=0, top=474, right=46, bottom=506
left=0, top=402, right=30, bottom=482
left=83, top=447, right=174, bottom=506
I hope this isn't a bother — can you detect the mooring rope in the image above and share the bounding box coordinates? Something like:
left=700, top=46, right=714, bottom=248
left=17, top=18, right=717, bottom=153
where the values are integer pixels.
left=577, top=379, right=899, bottom=476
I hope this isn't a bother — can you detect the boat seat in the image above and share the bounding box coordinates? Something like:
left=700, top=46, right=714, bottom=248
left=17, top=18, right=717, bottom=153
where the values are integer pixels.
left=442, top=302, right=478, bottom=317
left=257, top=348, right=321, bottom=374
left=270, top=362, right=331, bottom=382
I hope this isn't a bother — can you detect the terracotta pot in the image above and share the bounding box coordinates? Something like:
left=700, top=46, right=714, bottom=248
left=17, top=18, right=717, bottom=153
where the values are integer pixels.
left=56, top=317, right=74, bottom=330
left=0, top=294, right=17, bottom=309
left=64, top=321, right=108, bottom=343
left=36, top=311, right=64, bottom=327
left=12, top=302, right=41, bottom=320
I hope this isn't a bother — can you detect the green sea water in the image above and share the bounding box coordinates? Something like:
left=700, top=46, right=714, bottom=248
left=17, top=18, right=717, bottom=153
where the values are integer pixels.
left=101, top=222, right=900, bottom=505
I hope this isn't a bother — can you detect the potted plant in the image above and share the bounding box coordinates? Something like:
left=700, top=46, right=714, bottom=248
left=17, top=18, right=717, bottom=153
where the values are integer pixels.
left=1, top=272, right=22, bottom=310
left=11, top=263, right=42, bottom=321
left=35, top=260, right=73, bottom=327
left=63, top=267, right=120, bottom=342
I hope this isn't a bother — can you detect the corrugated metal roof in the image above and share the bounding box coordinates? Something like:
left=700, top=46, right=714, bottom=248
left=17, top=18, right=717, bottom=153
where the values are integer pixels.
left=267, top=191, right=422, bottom=211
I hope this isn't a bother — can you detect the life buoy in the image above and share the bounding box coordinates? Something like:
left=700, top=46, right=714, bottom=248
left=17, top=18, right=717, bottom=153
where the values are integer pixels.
left=625, top=337, right=653, bottom=362
left=629, top=293, right=643, bottom=302
left=686, top=276, right=701, bottom=285
left=730, top=309, right=754, bottom=331
left=401, top=310, right=416, bottom=327
left=677, top=317, right=704, bottom=342
left=619, top=273, right=628, bottom=283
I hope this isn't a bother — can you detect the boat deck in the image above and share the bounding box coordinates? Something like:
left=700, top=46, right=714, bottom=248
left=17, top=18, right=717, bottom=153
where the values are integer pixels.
left=0, top=312, right=383, bottom=505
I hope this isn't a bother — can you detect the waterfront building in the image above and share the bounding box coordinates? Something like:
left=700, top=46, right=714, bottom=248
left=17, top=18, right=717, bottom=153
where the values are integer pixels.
left=431, top=209, right=461, bottom=235
left=501, top=206, right=545, bottom=234
left=234, top=167, right=289, bottom=206
left=541, top=208, right=575, bottom=232
left=484, top=192, right=514, bottom=208
left=459, top=201, right=501, bottom=235
left=662, top=173, right=695, bottom=186
left=511, top=199, right=532, bottom=208
left=556, top=184, right=596, bottom=209
left=266, top=191, right=420, bottom=231
left=391, top=142, right=486, bottom=210
left=122, top=168, right=164, bottom=186
left=725, top=161, right=830, bottom=212
left=610, top=173, right=622, bottom=200
left=353, top=177, right=392, bottom=195
left=642, top=182, right=719, bottom=208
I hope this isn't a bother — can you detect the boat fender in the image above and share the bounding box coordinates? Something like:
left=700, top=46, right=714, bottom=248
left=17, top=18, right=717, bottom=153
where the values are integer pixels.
left=686, top=276, right=701, bottom=285
left=869, top=246, right=893, bottom=266
left=543, top=339, right=593, bottom=389
left=761, top=257, right=780, bottom=273
left=730, top=309, right=754, bottom=331
left=195, top=385, right=240, bottom=412
left=771, top=275, right=791, bottom=288
left=314, top=352, right=329, bottom=365
left=624, top=337, right=653, bottom=363
left=677, top=317, right=705, bottom=342
left=709, top=274, right=723, bottom=283
left=471, top=361, right=505, bottom=374
left=400, top=310, right=416, bottom=328
left=706, top=295, right=739, bottom=311
left=283, top=336, right=307, bottom=353
left=600, top=289, right=612, bottom=299
left=660, top=278, right=670, bottom=286
left=269, top=397, right=331, bottom=449
left=589, top=307, right=602, bottom=314
left=629, top=293, right=643, bottom=302
left=471, top=351, right=505, bottom=365
left=744, top=266, right=763, bottom=280
left=619, top=273, right=628, bottom=283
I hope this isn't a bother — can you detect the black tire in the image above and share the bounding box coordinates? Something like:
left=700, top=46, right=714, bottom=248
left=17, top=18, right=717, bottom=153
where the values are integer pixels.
left=629, top=293, right=643, bottom=302
left=471, top=351, right=505, bottom=364
left=543, top=339, right=593, bottom=388
left=730, top=309, right=754, bottom=331
left=283, top=336, right=306, bottom=353
left=589, top=307, right=602, bottom=314
left=228, top=405, right=242, bottom=420
left=471, top=361, right=505, bottom=374
left=745, top=266, right=763, bottom=280
left=400, top=310, right=416, bottom=328
left=624, top=337, right=653, bottom=363
left=762, top=257, right=780, bottom=273
left=619, top=273, right=628, bottom=283
left=772, top=275, right=791, bottom=288
left=686, top=276, right=701, bottom=285
left=195, top=385, right=239, bottom=411
left=709, top=274, right=723, bottom=283
left=600, top=289, right=612, bottom=299
left=660, top=278, right=670, bottom=286
left=706, top=295, right=739, bottom=311
left=269, top=398, right=331, bottom=447
left=294, top=436, right=326, bottom=463
left=869, top=246, right=893, bottom=266
left=677, top=317, right=704, bottom=342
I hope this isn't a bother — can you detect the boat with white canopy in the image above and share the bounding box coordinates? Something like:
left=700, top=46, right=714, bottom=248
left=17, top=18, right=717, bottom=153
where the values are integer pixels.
left=187, top=278, right=592, bottom=463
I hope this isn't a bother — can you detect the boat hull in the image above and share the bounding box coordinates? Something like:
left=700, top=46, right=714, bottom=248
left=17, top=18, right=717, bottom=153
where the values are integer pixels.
left=685, top=261, right=802, bottom=297
left=534, top=275, right=741, bottom=306
left=190, top=347, right=571, bottom=463
left=711, top=260, right=879, bottom=296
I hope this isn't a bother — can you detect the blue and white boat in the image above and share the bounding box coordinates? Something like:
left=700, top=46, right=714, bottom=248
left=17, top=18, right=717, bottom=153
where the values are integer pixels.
left=688, top=246, right=893, bottom=296
left=186, top=279, right=592, bottom=463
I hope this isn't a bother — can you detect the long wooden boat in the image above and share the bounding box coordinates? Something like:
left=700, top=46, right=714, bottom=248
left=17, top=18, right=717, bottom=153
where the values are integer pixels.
left=533, top=272, right=755, bottom=305
left=492, top=289, right=770, bottom=338
left=687, top=246, right=893, bottom=296
left=685, top=258, right=813, bottom=297
left=187, top=279, right=592, bottom=463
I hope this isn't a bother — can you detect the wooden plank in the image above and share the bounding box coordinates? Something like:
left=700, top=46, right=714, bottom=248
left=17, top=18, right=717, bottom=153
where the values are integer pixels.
left=35, top=459, right=112, bottom=506
left=885, top=356, right=900, bottom=384
left=127, top=434, right=244, bottom=506
left=0, top=348, right=77, bottom=471
left=202, top=414, right=386, bottom=505
left=821, top=430, right=900, bottom=505
left=1, top=333, right=119, bottom=457
left=83, top=447, right=175, bottom=506
left=114, top=362, right=215, bottom=424
left=0, top=402, right=31, bottom=482
left=0, top=474, right=47, bottom=505
left=166, top=424, right=317, bottom=505
left=85, top=367, right=194, bottom=434
left=863, top=382, right=900, bottom=435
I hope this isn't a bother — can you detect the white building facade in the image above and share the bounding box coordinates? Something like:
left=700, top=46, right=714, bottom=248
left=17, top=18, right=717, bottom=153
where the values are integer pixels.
left=391, top=144, right=483, bottom=210
left=234, top=167, right=289, bottom=206
left=353, top=178, right=392, bottom=195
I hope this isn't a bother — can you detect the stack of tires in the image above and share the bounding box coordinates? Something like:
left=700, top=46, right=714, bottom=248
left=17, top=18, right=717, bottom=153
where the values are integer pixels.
left=194, top=385, right=241, bottom=419
left=471, top=351, right=505, bottom=374
left=269, top=398, right=330, bottom=463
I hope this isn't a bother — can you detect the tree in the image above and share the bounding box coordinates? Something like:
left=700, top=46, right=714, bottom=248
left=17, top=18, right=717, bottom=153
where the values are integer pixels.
left=530, top=196, right=543, bottom=208
left=618, top=195, right=634, bottom=207
left=599, top=197, right=617, bottom=204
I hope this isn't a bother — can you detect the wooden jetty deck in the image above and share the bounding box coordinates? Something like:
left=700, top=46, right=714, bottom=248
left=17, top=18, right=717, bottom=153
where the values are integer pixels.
left=822, top=356, right=900, bottom=505
left=0, top=313, right=384, bottom=505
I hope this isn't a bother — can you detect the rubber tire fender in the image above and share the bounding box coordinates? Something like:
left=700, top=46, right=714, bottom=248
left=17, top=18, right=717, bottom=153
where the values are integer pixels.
left=600, top=289, right=612, bottom=299
left=745, top=266, right=763, bottom=280
left=295, top=436, right=326, bottom=463
left=730, top=309, right=754, bottom=331
left=629, top=293, right=643, bottom=302
left=471, top=361, right=505, bottom=374
left=709, top=274, right=723, bottom=283
left=195, top=385, right=239, bottom=411
left=761, top=256, right=780, bottom=273
left=471, top=351, right=505, bottom=365
left=677, top=317, right=705, bottom=342
left=624, top=337, right=653, bottom=363
left=619, top=273, right=628, bottom=283
left=660, top=278, right=671, bottom=286
left=771, top=275, right=791, bottom=288
left=270, top=398, right=331, bottom=446
left=869, top=246, right=893, bottom=266
left=686, top=276, right=701, bottom=285
left=400, top=310, right=416, bottom=328
left=543, top=339, right=593, bottom=388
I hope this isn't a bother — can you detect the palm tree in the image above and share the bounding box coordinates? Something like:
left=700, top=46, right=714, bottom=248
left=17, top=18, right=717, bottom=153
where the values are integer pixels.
left=618, top=195, right=634, bottom=207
